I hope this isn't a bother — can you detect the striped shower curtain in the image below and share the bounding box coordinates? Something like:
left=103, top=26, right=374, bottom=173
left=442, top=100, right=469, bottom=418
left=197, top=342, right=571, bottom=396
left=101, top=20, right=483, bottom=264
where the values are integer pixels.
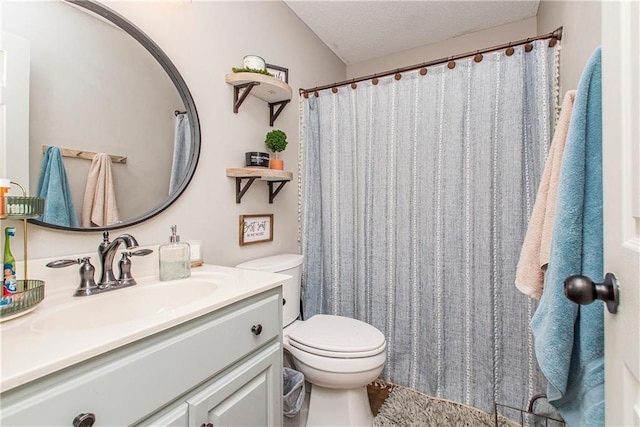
left=299, top=40, right=560, bottom=415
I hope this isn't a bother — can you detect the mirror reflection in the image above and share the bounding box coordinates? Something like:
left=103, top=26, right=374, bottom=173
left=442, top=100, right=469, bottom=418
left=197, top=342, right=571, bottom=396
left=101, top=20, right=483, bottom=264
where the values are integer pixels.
left=3, top=0, right=199, bottom=230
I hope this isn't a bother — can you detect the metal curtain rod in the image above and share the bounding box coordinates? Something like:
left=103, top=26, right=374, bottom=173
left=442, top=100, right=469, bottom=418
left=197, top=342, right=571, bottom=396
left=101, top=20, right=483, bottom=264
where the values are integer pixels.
left=174, top=110, right=187, bottom=116
left=300, top=27, right=563, bottom=95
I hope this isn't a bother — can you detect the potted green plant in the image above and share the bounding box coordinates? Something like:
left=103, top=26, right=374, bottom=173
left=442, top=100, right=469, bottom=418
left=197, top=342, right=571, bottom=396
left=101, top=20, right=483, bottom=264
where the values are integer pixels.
left=265, top=129, right=287, bottom=170
left=231, top=66, right=273, bottom=77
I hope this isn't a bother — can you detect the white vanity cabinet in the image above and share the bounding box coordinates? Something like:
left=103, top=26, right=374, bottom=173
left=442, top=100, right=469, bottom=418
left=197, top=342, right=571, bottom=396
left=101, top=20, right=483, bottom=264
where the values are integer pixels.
left=0, top=288, right=283, bottom=427
left=141, top=343, right=281, bottom=427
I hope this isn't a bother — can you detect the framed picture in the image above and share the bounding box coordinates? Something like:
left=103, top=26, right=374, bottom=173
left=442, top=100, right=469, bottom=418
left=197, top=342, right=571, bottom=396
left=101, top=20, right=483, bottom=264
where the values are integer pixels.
left=265, top=63, right=288, bottom=83
left=239, top=214, right=274, bottom=246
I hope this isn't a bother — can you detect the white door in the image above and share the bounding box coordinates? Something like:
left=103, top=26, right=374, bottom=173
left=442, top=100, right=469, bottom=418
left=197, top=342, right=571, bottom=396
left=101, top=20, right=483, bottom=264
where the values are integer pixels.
left=602, top=2, right=640, bottom=426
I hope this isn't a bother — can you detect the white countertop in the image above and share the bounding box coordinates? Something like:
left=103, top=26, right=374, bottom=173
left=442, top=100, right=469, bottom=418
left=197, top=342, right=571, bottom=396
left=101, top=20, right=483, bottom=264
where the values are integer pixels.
left=0, top=262, right=287, bottom=393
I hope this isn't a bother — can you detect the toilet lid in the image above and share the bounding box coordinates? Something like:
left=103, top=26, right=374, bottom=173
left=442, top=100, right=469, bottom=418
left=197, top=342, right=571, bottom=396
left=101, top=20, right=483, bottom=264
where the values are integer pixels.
left=287, top=315, right=386, bottom=358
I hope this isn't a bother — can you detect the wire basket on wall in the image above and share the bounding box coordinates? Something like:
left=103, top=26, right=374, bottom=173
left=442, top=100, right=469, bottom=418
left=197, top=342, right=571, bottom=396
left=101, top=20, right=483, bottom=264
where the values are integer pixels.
left=494, top=394, right=565, bottom=427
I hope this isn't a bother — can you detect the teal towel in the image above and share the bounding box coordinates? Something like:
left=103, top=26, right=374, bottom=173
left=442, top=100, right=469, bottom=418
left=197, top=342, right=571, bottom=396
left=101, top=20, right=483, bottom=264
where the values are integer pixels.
left=530, top=48, right=603, bottom=427
left=36, top=146, right=80, bottom=227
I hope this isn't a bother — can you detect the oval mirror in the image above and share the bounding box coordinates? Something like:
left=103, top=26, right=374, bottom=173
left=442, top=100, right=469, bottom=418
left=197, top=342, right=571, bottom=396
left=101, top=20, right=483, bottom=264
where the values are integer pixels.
left=3, top=0, right=200, bottom=232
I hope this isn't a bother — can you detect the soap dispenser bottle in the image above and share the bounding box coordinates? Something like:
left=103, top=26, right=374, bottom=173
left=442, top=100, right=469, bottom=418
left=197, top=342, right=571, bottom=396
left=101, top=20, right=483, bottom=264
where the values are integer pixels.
left=158, top=225, right=191, bottom=281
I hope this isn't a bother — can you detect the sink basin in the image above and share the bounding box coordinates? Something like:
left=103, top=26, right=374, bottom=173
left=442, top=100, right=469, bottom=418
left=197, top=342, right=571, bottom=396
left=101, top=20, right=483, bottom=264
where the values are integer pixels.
left=31, top=279, right=217, bottom=333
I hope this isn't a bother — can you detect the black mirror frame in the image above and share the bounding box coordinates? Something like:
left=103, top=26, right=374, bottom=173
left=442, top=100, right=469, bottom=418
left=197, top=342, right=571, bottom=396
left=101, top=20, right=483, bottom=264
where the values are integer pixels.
left=30, top=0, right=201, bottom=232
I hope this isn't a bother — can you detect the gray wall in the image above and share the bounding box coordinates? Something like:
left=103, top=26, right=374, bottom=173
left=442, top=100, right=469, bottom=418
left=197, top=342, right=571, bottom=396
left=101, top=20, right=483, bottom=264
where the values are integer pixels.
left=347, top=1, right=602, bottom=106
left=347, top=18, right=537, bottom=78
left=537, top=1, right=602, bottom=92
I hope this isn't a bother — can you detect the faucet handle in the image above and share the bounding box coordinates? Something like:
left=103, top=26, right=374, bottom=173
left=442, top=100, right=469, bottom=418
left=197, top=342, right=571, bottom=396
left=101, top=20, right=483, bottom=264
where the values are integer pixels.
left=46, top=259, right=84, bottom=268
left=118, top=252, right=134, bottom=286
left=117, top=249, right=152, bottom=287
left=47, top=257, right=99, bottom=297
left=127, top=249, right=153, bottom=257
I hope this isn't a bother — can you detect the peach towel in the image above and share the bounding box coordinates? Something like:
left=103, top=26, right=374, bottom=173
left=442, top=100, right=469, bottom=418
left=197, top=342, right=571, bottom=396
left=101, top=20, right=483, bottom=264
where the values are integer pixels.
left=515, top=90, right=576, bottom=299
left=82, top=153, right=121, bottom=227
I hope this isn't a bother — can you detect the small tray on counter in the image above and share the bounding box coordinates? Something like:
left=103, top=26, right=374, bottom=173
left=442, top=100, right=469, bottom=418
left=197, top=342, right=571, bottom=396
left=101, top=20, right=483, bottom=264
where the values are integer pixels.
left=0, top=280, right=45, bottom=322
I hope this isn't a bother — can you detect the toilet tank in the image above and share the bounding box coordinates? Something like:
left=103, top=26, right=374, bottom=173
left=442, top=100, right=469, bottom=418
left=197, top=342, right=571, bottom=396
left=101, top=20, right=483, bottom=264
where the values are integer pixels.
left=236, top=254, right=303, bottom=327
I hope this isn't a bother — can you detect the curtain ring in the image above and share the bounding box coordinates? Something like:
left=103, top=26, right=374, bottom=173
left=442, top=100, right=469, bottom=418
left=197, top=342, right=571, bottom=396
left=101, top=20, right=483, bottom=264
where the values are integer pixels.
left=506, top=46, right=515, bottom=56
left=303, top=92, right=309, bottom=99
left=419, top=68, right=427, bottom=76
left=447, top=61, right=456, bottom=69
left=548, top=38, right=558, bottom=47
left=351, top=83, right=357, bottom=89
left=314, top=91, right=319, bottom=97
left=474, top=53, right=483, bottom=63
left=331, top=87, right=338, bottom=94
left=394, top=73, right=402, bottom=80
left=524, top=43, right=533, bottom=53
left=372, top=77, right=379, bottom=85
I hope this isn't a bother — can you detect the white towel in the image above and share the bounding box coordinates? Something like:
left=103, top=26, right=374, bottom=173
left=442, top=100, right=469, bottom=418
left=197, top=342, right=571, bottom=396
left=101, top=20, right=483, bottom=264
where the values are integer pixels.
left=82, top=153, right=120, bottom=227
left=515, top=90, right=576, bottom=299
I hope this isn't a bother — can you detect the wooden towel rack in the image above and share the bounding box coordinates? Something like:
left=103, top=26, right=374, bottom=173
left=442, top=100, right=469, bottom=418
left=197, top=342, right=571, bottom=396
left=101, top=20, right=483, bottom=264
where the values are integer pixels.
left=42, top=145, right=127, bottom=164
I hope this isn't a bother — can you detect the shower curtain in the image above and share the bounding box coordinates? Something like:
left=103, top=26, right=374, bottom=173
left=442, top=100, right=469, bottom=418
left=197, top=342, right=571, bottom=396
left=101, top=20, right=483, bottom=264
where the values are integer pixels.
left=300, top=40, right=559, bottom=415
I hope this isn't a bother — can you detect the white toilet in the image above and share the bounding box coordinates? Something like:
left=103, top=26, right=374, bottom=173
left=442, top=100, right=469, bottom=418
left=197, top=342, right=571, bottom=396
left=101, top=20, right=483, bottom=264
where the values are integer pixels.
left=236, top=254, right=387, bottom=427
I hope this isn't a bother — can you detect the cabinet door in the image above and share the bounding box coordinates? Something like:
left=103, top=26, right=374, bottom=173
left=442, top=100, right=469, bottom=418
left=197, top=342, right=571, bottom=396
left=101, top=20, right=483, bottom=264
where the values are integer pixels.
left=188, top=343, right=282, bottom=427
left=138, top=403, right=188, bottom=427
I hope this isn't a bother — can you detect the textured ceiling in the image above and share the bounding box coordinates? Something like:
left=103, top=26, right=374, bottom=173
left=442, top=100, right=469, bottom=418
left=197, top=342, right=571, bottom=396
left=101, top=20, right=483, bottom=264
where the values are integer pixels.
left=284, top=1, right=540, bottom=65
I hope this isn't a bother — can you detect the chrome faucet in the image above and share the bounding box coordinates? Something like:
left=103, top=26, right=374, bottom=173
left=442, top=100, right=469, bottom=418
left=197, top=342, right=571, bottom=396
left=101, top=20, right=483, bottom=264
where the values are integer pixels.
left=47, top=231, right=152, bottom=297
left=98, top=231, right=139, bottom=287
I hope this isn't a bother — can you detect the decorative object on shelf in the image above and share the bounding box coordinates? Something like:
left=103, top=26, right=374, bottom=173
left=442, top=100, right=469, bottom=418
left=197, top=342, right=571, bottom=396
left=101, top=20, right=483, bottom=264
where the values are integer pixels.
left=265, top=129, right=288, bottom=170
left=226, top=168, right=293, bottom=204
left=245, top=152, right=270, bottom=168
left=265, top=63, right=289, bottom=83
left=232, top=66, right=272, bottom=76
left=239, top=214, right=273, bottom=246
left=243, top=55, right=266, bottom=71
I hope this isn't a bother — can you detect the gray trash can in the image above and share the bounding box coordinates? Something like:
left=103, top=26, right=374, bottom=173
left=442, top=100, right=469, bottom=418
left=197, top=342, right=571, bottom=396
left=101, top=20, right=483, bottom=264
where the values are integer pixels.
left=283, top=367, right=305, bottom=417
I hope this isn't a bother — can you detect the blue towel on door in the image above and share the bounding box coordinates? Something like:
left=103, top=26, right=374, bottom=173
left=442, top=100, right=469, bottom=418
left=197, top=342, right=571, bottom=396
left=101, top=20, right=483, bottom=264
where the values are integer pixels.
left=530, top=48, right=603, bottom=427
left=36, top=146, right=80, bottom=227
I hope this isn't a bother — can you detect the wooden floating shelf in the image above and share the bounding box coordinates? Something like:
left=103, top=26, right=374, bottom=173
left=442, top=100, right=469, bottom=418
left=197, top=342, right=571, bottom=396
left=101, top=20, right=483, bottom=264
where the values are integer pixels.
left=226, top=167, right=293, bottom=204
left=225, top=73, right=292, bottom=103
left=226, top=168, right=292, bottom=181
left=225, top=73, right=293, bottom=126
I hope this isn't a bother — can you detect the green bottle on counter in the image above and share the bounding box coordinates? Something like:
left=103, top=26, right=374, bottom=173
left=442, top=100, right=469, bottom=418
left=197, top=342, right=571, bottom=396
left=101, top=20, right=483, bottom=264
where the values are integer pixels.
left=3, top=226, right=17, bottom=295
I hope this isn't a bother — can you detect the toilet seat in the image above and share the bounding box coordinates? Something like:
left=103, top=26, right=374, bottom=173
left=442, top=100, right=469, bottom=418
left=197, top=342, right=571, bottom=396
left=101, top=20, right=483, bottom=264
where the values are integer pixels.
left=286, top=314, right=386, bottom=358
